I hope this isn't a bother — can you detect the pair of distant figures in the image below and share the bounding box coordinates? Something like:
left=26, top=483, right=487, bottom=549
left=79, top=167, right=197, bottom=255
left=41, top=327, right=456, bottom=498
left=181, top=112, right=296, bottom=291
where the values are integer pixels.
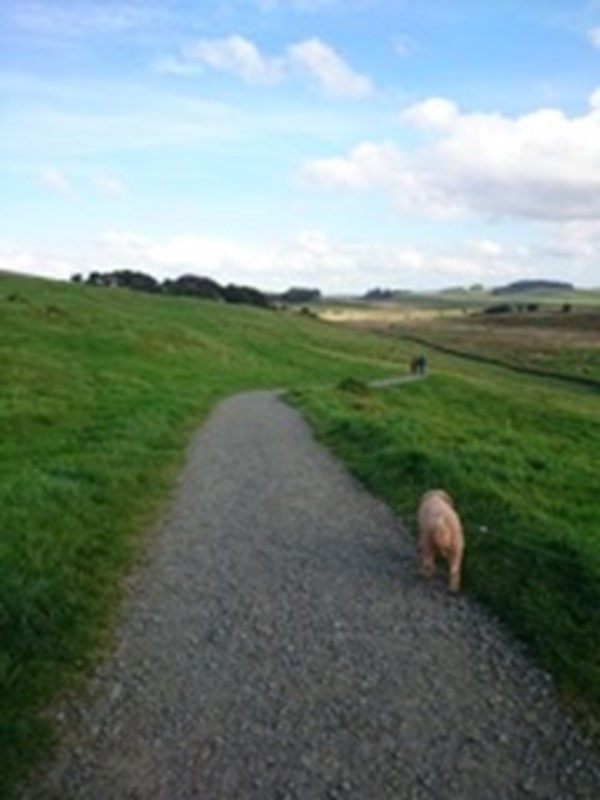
left=410, top=354, right=427, bottom=375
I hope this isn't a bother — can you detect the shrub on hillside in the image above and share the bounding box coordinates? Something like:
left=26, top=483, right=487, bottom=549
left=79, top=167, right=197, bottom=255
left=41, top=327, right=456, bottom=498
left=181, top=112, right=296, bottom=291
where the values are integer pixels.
left=163, top=274, right=223, bottom=300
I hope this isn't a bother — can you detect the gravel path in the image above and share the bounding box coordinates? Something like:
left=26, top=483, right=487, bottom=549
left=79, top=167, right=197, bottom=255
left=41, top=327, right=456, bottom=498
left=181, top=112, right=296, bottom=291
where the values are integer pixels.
left=26, top=391, right=599, bottom=799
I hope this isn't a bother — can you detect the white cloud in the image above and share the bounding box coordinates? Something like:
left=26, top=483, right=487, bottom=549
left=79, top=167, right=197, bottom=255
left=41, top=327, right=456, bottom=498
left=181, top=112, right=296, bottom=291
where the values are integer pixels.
left=6, top=225, right=592, bottom=294
left=1, top=231, right=420, bottom=291
left=541, top=220, right=600, bottom=262
left=402, top=97, right=459, bottom=130
left=393, top=35, right=418, bottom=57
left=0, top=240, right=73, bottom=279
left=39, top=167, right=74, bottom=195
left=587, top=26, right=600, bottom=48
left=287, top=38, right=373, bottom=98
left=9, top=1, right=166, bottom=37
left=38, top=169, right=127, bottom=198
left=93, top=173, right=127, bottom=197
left=301, top=142, right=403, bottom=189
left=164, top=34, right=373, bottom=97
left=98, top=230, right=275, bottom=284
left=472, top=239, right=504, bottom=258
left=302, top=89, right=600, bottom=222
left=300, top=141, right=464, bottom=218
left=183, top=35, right=283, bottom=85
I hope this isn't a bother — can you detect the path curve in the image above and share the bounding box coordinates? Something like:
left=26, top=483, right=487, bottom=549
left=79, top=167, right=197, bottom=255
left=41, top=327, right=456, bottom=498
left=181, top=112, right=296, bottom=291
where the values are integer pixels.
left=25, top=391, right=599, bottom=799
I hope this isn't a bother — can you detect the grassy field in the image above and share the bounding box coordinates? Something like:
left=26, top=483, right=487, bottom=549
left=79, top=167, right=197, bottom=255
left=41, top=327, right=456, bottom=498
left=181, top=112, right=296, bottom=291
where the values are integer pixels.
left=407, top=286, right=600, bottom=310
left=0, top=272, right=411, bottom=797
left=320, top=291, right=600, bottom=382
left=290, top=353, right=600, bottom=732
left=2, top=272, right=599, bottom=795
left=396, top=312, right=600, bottom=382
left=323, top=286, right=600, bottom=315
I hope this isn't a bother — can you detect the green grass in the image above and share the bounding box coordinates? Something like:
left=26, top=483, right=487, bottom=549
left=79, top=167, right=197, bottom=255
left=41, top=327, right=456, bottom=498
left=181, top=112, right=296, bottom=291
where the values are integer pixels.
left=0, top=272, right=412, bottom=797
left=393, top=286, right=600, bottom=310
left=394, top=311, right=600, bottom=382
left=321, top=293, right=600, bottom=382
left=290, top=353, right=600, bottom=733
left=2, top=272, right=599, bottom=796
left=325, top=286, right=600, bottom=313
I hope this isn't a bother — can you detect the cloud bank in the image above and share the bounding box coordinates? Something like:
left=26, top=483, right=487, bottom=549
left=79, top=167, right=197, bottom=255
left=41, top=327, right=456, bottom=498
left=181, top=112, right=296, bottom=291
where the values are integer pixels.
left=301, top=89, right=600, bottom=221
left=5, top=222, right=598, bottom=295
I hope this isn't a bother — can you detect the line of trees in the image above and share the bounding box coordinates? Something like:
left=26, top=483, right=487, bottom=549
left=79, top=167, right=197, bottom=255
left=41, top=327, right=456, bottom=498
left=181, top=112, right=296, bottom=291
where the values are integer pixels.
left=71, top=271, right=320, bottom=310
left=72, top=270, right=271, bottom=308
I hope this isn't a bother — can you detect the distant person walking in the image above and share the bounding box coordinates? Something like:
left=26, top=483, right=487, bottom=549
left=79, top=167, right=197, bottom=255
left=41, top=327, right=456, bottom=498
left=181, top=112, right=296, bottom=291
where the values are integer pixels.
left=410, top=354, right=427, bottom=375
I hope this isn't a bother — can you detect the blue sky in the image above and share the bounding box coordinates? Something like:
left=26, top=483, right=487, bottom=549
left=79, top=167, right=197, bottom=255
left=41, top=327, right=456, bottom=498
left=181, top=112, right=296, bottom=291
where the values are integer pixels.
left=1, top=0, right=599, bottom=293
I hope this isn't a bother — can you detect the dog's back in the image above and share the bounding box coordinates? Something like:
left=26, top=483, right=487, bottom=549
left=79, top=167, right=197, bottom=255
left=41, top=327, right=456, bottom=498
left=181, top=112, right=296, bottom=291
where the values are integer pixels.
left=417, top=489, right=464, bottom=592
left=418, top=492, right=462, bottom=552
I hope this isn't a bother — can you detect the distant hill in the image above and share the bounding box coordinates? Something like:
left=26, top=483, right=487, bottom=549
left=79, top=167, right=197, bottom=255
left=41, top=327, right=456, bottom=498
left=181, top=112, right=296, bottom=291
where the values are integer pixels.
left=363, top=288, right=396, bottom=302
left=492, top=279, right=574, bottom=295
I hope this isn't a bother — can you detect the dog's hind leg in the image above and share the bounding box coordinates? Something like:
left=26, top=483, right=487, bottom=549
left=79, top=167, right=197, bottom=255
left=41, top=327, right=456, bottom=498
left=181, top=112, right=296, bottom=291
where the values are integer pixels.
left=448, top=551, right=462, bottom=593
left=419, top=541, right=435, bottom=581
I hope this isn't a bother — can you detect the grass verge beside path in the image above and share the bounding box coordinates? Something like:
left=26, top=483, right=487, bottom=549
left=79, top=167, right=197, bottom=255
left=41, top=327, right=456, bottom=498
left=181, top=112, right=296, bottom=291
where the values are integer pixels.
left=0, top=273, right=411, bottom=798
left=290, top=354, right=600, bottom=735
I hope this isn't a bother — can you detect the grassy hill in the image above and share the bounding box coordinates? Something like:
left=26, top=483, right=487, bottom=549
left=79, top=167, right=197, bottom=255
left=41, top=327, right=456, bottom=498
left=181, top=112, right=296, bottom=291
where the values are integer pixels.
left=0, top=272, right=411, bottom=796
left=1, top=272, right=598, bottom=795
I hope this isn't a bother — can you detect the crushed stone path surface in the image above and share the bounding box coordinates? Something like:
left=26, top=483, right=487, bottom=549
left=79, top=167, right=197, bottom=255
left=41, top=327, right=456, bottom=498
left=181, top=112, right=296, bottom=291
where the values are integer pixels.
left=25, top=391, right=599, bottom=799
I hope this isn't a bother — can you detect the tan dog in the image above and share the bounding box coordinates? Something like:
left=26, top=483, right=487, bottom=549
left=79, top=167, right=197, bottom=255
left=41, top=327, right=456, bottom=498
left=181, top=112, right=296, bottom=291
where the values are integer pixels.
left=417, top=489, right=464, bottom=593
